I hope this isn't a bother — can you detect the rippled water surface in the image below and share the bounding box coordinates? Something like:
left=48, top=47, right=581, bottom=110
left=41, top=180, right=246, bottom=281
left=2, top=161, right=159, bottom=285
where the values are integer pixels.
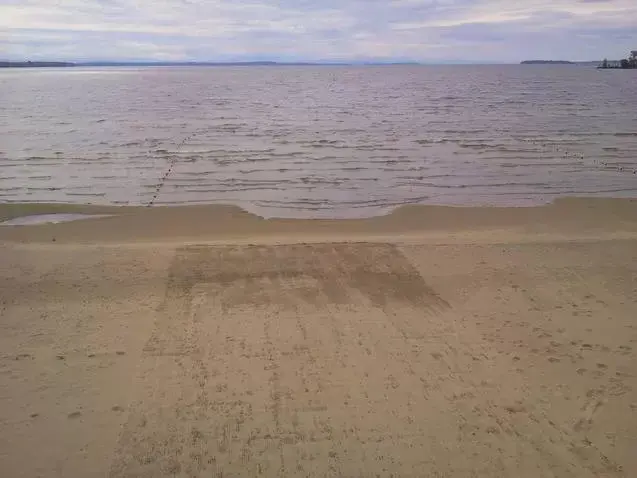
left=1, top=65, right=636, bottom=217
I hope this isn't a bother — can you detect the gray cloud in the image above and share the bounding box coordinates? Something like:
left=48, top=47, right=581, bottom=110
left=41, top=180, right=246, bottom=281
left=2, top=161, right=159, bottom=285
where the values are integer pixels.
left=1, top=0, right=635, bottom=62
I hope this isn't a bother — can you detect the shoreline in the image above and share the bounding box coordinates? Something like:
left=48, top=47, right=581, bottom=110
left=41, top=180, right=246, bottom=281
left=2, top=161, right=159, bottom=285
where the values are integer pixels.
left=1, top=197, right=636, bottom=244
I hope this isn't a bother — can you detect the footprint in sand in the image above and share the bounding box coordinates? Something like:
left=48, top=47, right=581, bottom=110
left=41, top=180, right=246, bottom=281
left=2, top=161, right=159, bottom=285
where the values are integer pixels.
left=574, top=392, right=605, bottom=432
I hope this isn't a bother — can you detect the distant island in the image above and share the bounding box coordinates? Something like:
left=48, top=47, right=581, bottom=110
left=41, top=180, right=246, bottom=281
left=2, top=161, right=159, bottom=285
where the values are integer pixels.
left=522, top=52, right=637, bottom=68
left=80, top=61, right=283, bottom=67
left=520, top=60, right=605, bottom=66
left=521, top=60, right=574, bottom=65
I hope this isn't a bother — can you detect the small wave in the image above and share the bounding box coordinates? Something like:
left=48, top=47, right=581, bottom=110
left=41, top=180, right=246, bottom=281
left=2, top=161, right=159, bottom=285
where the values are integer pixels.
left=457, top=143, right=491, bottom=150
left=414, top=139, right=453, bottom=145
left=500, top=162, right=543, bottom=168
left=26, top=186, right=62, bottom=192
left=254, top=195, right=431, bottom=209
left=316, top=139, right=341, bottom=145
left=488, top=147, right=542, bottom=154
left=180, top=186, right=290, bottom=193
left=243, top=157, right=274, bottom=163
left=356, top=147, right=402, bottom=152
left=268, top=152, right=304, bottom=158
left=65, top=192, right=107, bottom=197
left=394, top=182, right=471, bottom=189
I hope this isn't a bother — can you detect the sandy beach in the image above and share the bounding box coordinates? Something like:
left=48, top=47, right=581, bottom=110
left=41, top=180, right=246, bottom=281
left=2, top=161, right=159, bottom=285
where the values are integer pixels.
left=1, top=198, right=636, bottom=477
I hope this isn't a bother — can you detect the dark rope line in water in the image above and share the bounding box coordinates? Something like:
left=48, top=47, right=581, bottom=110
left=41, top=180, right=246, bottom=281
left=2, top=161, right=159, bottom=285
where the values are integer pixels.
left=146, top=130, right=205, bottom=207
left=145, top=119, right=634, bottom=208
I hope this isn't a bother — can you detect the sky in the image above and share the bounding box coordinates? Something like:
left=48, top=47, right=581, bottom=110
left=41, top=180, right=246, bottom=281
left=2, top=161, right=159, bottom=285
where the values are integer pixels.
left=1, top=0, right=636, bottom=63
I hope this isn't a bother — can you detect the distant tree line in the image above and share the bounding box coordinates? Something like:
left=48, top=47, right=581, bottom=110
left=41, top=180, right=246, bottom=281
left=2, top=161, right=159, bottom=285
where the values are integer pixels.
left=0, top=61, right=75, bottom=68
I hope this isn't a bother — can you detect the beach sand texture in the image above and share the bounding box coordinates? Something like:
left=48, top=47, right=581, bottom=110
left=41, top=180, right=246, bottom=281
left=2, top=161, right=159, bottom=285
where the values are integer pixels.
left=1, top=198, right=636, bottom=477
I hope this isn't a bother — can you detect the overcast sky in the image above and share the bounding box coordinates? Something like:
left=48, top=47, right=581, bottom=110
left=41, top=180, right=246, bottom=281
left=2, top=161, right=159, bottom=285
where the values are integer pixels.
left=1, top=0, right=636, bottom=62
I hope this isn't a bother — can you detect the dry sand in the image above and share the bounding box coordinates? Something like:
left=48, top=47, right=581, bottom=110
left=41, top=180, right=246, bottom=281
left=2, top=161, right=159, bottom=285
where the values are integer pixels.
left=1, top=198, right=636, bottom=477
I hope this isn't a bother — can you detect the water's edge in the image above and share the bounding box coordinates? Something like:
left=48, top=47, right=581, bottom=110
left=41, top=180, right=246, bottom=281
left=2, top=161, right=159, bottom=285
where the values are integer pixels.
left=2, top=196, right=636, bottom=225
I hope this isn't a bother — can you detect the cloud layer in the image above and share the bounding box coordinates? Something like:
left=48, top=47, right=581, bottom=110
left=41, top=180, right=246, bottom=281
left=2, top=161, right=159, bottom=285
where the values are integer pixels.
left=1, top=0, right=636, bottom=62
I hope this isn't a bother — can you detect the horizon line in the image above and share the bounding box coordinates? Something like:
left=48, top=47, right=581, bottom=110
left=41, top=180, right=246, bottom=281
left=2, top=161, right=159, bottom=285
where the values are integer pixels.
left=1, top=59, right=606, bottom=67
left=0, top=60, right=541, bottom=68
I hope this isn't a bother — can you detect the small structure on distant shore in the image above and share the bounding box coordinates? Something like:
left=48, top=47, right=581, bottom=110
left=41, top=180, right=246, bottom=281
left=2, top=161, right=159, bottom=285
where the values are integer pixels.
left=598, top=50, right=637, bottom=69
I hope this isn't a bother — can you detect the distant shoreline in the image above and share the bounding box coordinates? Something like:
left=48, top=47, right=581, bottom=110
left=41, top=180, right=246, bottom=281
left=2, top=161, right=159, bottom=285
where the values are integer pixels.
left=0, top=61, right=75, bottom=68
left=520, top=60, right=600, bottom=65
left=0, top=60, right=423, bottom=68
left=1, top=60, right=606, bottom=69
left=521, top=60, right=574, bottom=65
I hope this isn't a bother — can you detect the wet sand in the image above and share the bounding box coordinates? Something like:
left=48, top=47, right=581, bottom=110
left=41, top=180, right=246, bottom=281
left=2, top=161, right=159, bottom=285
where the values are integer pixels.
left=1, top=198, right=636, bottom=477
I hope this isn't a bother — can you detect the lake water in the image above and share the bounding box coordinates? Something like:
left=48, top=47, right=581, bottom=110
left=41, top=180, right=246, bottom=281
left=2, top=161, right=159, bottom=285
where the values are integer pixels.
left=1, top=65, right=636, bottom=218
